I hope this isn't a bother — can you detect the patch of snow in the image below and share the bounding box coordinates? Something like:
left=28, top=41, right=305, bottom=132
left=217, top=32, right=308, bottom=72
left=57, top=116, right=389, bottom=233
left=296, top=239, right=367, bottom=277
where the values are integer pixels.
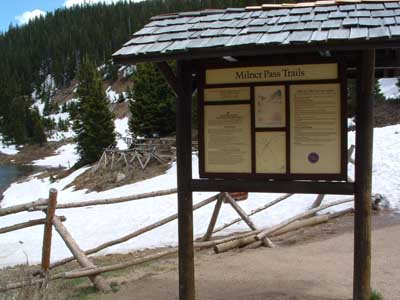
left=115, top=117, right=130, bottom=150
left=0, top=135, right=19, bottom=155
left=33, top=101, right=45, bottom=116
left=48, top=112, right=70, bottom=122
left=347, top=118, right=355, bottom=128
left=122, top=65, right=136, bottom=78
left=33, top=143, right=79, bottom=168
left=106, top=86, right=119, bottom=103
left=379, top=78, right=400, bottom=100
left=0, top=125, right=399, bottom=267
left=48, top=129, right=75, bottom=142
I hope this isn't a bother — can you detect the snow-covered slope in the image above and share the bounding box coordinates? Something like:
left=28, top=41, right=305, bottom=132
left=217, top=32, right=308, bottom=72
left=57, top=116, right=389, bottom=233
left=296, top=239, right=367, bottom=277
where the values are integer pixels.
left=0, top=125, right=399, bottom=268
left=33, top=144, right=79, bottom=168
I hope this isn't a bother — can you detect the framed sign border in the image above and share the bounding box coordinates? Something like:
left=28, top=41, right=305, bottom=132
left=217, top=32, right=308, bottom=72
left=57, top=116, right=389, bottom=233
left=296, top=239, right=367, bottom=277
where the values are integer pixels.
left=197, top=59, right=348, bottom=181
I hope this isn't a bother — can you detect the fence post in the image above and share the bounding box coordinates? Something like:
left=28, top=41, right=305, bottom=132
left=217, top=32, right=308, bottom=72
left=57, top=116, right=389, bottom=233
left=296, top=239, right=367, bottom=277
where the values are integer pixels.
left=41, top=188, right=58, bottom=274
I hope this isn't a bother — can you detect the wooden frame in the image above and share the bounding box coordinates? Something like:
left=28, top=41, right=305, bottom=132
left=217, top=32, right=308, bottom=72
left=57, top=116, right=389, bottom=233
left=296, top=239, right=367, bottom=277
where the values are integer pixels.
left=197, top=59, right=348, bottom=181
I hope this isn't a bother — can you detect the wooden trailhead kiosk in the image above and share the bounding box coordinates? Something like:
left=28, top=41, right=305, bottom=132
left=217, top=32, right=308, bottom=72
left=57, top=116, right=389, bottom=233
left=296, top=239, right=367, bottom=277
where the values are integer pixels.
left=113, top=1, right=400, bottom=299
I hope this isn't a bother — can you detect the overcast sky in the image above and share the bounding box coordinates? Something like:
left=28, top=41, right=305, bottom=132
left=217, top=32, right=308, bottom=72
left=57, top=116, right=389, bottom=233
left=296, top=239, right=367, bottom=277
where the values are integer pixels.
left=0, top=0, right=140, bottom=33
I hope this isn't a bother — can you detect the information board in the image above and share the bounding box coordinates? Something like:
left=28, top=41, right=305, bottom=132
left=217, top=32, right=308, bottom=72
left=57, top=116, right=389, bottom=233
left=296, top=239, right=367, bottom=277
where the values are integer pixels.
left=199, top=62, right=346, bottom=180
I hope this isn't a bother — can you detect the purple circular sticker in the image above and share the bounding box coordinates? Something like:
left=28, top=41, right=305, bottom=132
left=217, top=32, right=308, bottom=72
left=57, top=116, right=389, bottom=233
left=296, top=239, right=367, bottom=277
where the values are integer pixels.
left=308, top=152, right=319, bottom=164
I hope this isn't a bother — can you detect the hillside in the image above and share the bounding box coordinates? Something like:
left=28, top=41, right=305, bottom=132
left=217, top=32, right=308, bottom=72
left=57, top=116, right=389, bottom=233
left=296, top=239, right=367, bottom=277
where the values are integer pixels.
left=0, top=0, right=269, bottom=146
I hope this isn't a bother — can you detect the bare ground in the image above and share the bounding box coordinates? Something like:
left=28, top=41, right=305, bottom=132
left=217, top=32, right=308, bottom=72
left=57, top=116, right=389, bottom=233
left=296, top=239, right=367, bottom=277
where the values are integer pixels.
left=94, top=211, right=400, bottom=300
left=1, top=211, right=399, bottom=300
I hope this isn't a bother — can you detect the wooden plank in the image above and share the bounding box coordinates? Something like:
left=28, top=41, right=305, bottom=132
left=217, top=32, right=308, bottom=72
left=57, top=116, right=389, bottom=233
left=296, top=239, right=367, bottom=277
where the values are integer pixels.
left=191, top=179, right=354, bottom=194
left=213, top=193, right=293, bottom=234
left=52, top=216, right=110, bottom=292
left=32, top=188, right=177, bottom=211
left=41, top=189, right=58, bottom=274
left=156, top=62, right=180, bottom=96
left=353, top=49, right=374, bottom=300
left=202, top=194, right=223, bottom=241
left=113, top=40, right=400, bottom=66
left=0, top=198, right=48, bottom=217
left=224, top=193, right=258, bottom=231
left=47, top=194, right=218, bottom=270
left=0, top=216, right=66, bottom=234
left=176, top=59, right=195, bottom=300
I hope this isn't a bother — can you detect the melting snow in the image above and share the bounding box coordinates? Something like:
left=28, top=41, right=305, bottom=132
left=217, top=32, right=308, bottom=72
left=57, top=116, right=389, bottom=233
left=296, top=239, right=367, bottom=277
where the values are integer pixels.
left=0, top=125, right=399, bottom=268
left=33, top=144, right=79, bottom=168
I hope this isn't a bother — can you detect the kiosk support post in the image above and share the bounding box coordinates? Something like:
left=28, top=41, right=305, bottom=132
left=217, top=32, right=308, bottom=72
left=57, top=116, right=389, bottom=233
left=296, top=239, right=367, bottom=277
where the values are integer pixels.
left=353, top=49, right=375, bottom=300
left=176, top=60, right=195, bottom=300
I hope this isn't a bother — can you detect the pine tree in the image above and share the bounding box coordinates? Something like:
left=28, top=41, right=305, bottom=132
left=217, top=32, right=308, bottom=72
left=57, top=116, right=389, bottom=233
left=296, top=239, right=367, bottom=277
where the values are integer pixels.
left=129, top=63, right=176, bottom=137
left=73, top=57, right=116, bottom=165
left=374, top=79, right=385, bottom=103
left=30, top=107, right=47, bottom=146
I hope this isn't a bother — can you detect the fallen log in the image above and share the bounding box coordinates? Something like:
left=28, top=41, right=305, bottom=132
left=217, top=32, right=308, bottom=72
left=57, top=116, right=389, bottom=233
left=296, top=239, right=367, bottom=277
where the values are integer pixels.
left=256, top=198, right=354, bottom=242
left=243, top=208, right=354, bottom=250
left=214, top=236, right=257, bottom=254
left=52, top=216, right=110, bottom=292
left=270, top=214, right=330, bottom=237
left=46, top=194, right=219, bottom=270
left=213, top=193, right=293, bottom=234
left=215, top=198, right=354, bottom=252
left=0, top=216, right=66, bottom=234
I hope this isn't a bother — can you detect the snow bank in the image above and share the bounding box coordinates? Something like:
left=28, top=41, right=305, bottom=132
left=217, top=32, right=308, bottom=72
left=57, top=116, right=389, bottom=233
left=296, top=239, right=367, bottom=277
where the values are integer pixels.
left=32, top=143, right=79, bottom=168
left=0, top=135, right=19, bottom=155
left=115, top=117, right=129, bottom=150
left=48, top=129, right=75, bottom=142
left=0, top=125, right=399, bottom=268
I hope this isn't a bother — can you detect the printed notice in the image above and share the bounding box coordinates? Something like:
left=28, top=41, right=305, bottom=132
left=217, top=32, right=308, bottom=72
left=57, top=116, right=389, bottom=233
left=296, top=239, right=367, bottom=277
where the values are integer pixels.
left=255, top=86, right=286, bottom=127
left=256, top=132, right=286, bottom=173
left=204, top=87, right=250, bottom=102
left=290, top=83, right=341, bottom=174
left=204, top=104, right=251, bottom=173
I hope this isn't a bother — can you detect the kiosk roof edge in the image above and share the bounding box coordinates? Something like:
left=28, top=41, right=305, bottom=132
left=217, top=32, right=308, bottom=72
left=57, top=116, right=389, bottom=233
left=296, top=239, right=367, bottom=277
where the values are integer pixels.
left=113, top=0, right=400, bottom=65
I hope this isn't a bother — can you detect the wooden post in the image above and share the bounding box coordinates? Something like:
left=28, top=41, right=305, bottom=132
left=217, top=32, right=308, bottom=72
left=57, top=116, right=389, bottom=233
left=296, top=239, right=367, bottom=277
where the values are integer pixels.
left=41, top=188, right=58, bottom=274
left=224, top=193, right=258, bottom=231
left=52, top=216, right=110, bottom=292
left=176, top=60, right=195, bottom=300
left=353, top=49, right=374, bottom=300
left=202, top=193, right=223, bottom=241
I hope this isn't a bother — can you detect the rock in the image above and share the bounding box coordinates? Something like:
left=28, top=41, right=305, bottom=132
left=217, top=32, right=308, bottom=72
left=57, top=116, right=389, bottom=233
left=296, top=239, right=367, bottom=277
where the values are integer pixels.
left=116, top=172, right=126, bottom=183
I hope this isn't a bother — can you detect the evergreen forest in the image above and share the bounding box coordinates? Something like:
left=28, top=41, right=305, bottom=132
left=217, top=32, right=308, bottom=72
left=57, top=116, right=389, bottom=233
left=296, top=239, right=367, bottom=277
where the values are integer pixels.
left=0, top=0, right=277, bottom=145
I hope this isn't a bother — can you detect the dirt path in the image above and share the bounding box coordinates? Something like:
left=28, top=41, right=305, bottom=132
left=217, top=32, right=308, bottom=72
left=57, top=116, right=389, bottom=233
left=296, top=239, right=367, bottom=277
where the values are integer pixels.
left=97, top=220, right=400, bottom=300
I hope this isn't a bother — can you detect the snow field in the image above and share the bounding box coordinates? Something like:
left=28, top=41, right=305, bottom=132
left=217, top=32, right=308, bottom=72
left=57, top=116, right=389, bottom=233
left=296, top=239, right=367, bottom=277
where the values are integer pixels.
left=0, top=125, right=399, bottom=268
left=33, top=143, right=79, bottom=168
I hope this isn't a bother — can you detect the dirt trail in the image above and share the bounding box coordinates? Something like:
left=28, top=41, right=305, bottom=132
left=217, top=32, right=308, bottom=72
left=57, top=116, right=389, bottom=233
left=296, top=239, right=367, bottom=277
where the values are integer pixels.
left=97, top=220, right=400, bottom=300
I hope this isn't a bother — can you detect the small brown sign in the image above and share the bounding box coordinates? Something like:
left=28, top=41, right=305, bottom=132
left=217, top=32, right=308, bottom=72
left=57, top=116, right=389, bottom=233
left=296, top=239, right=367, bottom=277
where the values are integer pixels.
left=225, top=192, right=249, bottom=202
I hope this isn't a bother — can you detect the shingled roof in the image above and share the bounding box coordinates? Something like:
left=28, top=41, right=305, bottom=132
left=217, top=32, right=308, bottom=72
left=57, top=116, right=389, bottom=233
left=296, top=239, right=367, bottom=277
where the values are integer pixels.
left=113, top=0, right=400, bottom=64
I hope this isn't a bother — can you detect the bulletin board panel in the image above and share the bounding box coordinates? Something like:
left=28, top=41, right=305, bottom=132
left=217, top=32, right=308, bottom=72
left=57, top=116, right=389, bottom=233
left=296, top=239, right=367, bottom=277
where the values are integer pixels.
left=198, top=60, right=347, bottom=181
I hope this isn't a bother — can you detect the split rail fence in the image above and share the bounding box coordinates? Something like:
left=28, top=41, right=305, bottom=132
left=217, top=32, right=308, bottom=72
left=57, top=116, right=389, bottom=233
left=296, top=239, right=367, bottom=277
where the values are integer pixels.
left=0, top=145, right=378, bottom=293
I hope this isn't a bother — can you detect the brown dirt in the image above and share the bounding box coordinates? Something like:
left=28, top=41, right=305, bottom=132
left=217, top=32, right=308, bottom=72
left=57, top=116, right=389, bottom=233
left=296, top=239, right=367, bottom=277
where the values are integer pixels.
left=52, top=80, right=79, bottom=106
left=111, top=102, right=130, bottom=119
left=93, top=210, right=400, bottom=300
left=0, top=140, right=70, bottom=165
left=67, top=160, right=171, bottom=192
left=1, top=211, right=399, bottom=300
left=374, top=101, right=400, bottom=127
